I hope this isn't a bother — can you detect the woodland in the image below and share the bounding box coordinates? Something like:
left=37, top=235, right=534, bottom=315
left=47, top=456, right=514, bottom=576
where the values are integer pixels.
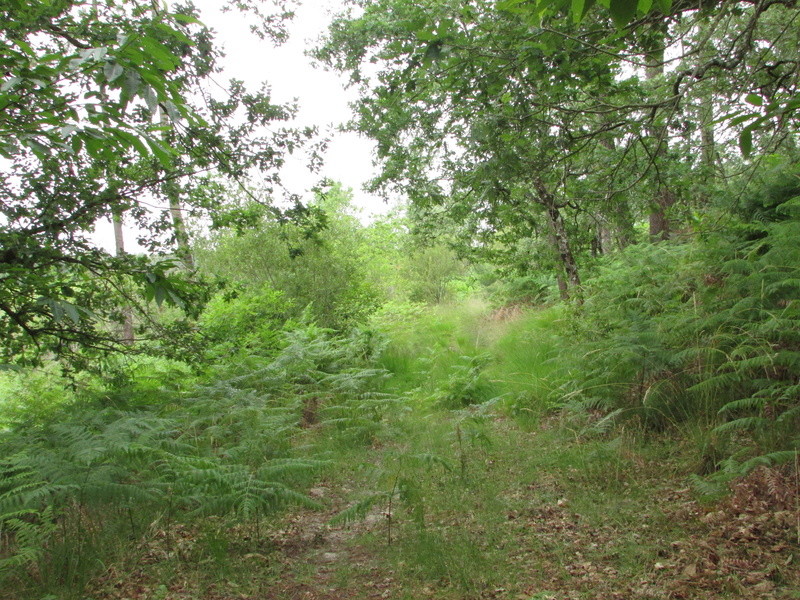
left=0, top=0, right=799, bottom=598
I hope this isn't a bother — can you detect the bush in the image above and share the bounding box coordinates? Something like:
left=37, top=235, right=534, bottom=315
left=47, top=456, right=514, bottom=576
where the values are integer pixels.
left=199, top=285, right=293, bottom=361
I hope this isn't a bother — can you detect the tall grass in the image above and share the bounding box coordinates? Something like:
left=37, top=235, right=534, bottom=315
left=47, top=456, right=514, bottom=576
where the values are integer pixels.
left=484, top=307, right=571, bottom=423
left=369, top=298, right=571, bottom=423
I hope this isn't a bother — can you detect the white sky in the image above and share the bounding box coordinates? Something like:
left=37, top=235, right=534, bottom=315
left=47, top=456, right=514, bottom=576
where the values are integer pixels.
left=96, top=0, right=391, bottom=251
left=194, top=0, right=381, bottom=210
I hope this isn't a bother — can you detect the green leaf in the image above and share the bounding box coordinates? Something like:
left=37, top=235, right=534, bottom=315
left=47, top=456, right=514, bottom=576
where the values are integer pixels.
left=59, top=125, right=77, bottom=138
left=496, top=0, right=528, bottom=9
left=572, top=0, right=586, bottom=21
left=163, top=100, right=182, bottom=122
left=729, top=113, right=757, bottom=127
left=1, top=77, right=22, bottom=92
left=739, top=128, right=753, bottom=156
left=121, top=70, right=141, bottom=98
left=110, top=128, right=150, bottom=159
left=103, top=61, right=124, bottom=83
left=744, top=93, right=763, bottom=106
left=12, top=38, right=35, bottom=56
left=145, top=136, right=173, bottom=167
left=25, top=138, right=50, bottom=157
left=609, top=0, right=637, bottom=25
left=572, top=0, right=596, bottom=22
left=84, top=135, right=105, bottom=159
left=142, top=85, right=159, bottom=114
left=62, top=302, right=81, bottom=324
left=423, top=42, right=443, bottom=64
left=170, top=12, right=203, bottom=26
left=139, top=38, right=179, bottom=71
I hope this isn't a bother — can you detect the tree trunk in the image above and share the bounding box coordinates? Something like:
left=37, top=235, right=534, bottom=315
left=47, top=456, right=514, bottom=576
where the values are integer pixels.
left=533, top=178, right=581, bottom=300
left=649, top=188, right=675, bottom=241
left=645, top=30, right=674, bottom=241
left=599, top=225, right=613, bottom=255
left=112, top=209, right=134, bottom=345
left=700, top=91, right=716, bottom=176
left=166, top=181, right=194, bottom=269
left=598, top=134, right=634, bottom=249
left=548, top=230, right=570, bottom=301
left=161, top=109, right=194, bottom=269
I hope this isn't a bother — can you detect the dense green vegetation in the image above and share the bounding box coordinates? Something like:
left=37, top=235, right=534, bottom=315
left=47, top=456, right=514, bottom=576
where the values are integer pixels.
left=1, top=0, right=799, bottom=598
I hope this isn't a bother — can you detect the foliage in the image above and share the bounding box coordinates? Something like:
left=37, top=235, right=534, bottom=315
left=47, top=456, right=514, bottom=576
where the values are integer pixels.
left=431, top=354, right=496, bottom=409
left=198, top=285, right=293, bottom=362
left=404, top=244, right=467, bottom=305
left=317, top=0, right=800, bottom=302
left=0, top=319, right=404, bottom=592
left=0, top=0, right=312, bottom=368
left=0, top=366, right=77, bottom=429
left=488, top=273, right=553, bottom=307
left=196, top=183, right=381, bottom=329
left=332, top=449, right=453, bottom=545
left=546, top=162, right=800, bottom=475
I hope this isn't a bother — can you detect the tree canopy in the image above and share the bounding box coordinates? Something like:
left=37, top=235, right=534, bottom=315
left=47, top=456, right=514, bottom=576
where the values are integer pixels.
left=315, top=0, right=799, bottom=296
left=0, top=0, right=310, bottom=369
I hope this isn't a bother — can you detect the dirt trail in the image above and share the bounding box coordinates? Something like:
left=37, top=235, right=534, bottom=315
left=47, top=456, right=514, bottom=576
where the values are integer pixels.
left=264, top=486, right=399, bottom=600
left=89, top=420, right=799, bottom=600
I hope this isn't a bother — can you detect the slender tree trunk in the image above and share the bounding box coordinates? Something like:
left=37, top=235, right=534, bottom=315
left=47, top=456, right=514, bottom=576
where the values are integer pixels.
left=161, top=109, right=194, bottom=269
left=598, top=134, right=634, bottom=249
left=112, top=209, right=134, bottom=345
left=548, top=229, right=570, bottom=301
left=599, top=225, right=613, bottom=255
left=645, top=30, right=674, bottom=241
left=615, top=201, right=636, bottom=249
left=700, top=93, right=716, bottom=173
left=166, top=181, right=194, bottom=269
left=533, top=178, right=581, bottom=300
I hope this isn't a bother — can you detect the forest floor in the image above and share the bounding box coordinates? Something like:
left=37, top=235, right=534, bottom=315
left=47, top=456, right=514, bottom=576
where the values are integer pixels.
left=89, top=414, right=800, bottom=600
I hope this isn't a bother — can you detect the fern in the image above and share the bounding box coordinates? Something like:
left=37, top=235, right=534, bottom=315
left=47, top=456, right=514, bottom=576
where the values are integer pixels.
left=329, top=492, right=388, bottom=526
left=717, top=396, right=767, bottom=415
left=0, top=460, right=58, bottom=575
left=713, top=416, right=771, bottom=434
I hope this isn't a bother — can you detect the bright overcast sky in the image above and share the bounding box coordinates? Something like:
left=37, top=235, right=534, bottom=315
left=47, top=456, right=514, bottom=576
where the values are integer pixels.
left=96, top=0, right=390, bottom=252
left=194, top=0, right=385, bottom=215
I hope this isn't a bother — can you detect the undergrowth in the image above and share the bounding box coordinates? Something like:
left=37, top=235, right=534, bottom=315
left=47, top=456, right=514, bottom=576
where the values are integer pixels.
left=0, top=324, right=402, bottom=598
left=547, top=164, right=800, bottom=491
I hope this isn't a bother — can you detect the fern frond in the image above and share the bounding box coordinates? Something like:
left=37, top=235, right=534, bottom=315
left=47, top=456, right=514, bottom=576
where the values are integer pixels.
left=329, top=492, right=388, bottom=526
left=776, top=404, right=800, bottom=423
left=257, top=458, right=330, bottom=478
left=717, top=397, right=767, bottom=415
left=400, top=452, right=453, bottom=472
left=585, top=408, right=627, bottom=435
left=713, top=416, right=770, bottom=434
left=738, top=450, right=799, bottom=474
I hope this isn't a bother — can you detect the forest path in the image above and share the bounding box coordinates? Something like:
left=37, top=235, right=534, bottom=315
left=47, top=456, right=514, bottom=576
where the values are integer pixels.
left=90, top=416, right=798, bottom=600
left=262, top=483, right=399, bottom=600
left=254, top=416, right=800, bottom=600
